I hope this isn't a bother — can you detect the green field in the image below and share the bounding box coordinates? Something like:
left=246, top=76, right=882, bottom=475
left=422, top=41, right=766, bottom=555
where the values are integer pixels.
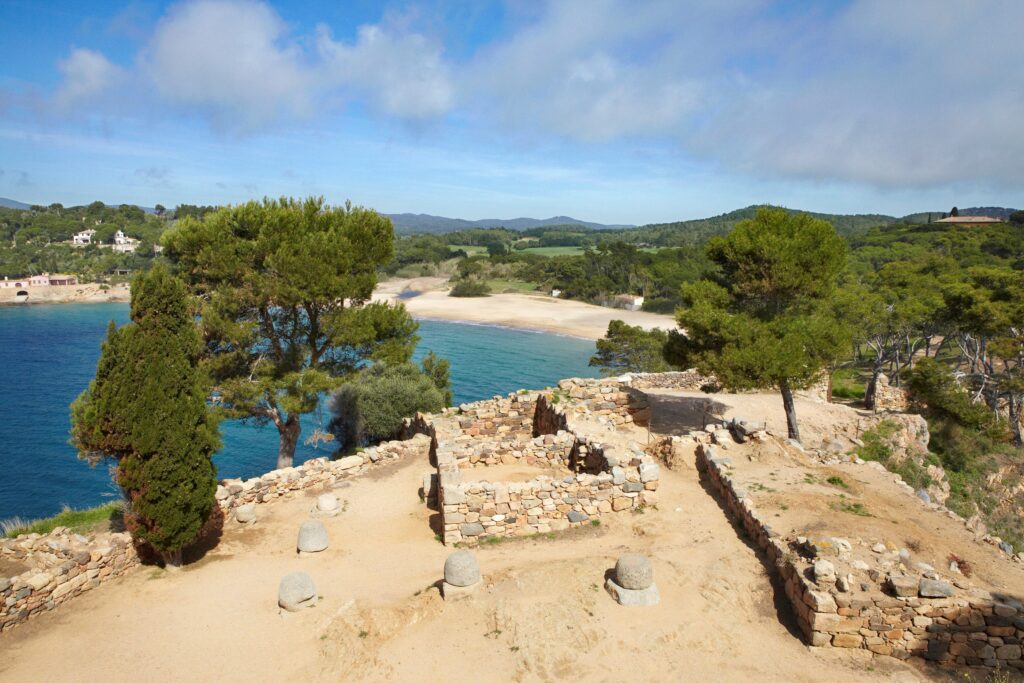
left=517, top=246, right=586, bottom=257
left=2, top=501, right=123, bottom=538
left=449, top=244, right=489, bottom=256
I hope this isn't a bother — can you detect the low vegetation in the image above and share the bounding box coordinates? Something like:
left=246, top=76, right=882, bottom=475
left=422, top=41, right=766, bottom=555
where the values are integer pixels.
left=2, top=501, right=123, bottom=538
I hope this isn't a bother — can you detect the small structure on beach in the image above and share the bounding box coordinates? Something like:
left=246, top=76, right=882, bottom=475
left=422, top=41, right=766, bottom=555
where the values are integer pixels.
left=0, top=273, right=78, bottom=288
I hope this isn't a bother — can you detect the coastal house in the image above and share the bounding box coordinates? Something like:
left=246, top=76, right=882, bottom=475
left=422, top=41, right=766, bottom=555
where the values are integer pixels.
left=112, top=230, right=140, bottom=253
left=610, top=294, right=645, bottom=311
left=72, top=228, right=96, bottom=245
left=0, top=273, right=79, bottom=288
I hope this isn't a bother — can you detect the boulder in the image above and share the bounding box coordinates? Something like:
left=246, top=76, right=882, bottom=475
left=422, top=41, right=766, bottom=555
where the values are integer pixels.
left=297, top=520, right=328, bottom=554
left=234, top=503, right=257, bottom=524
left=278, top=572, right=318, bottom=611
left=615, top=554, right=653, bottom=590
left=567, top=510, right=589, bottom=524
left=605, top=577, right=660, bottom=606
left=887, top=574, right=918, bottom=598
left=443, top=550, right=481, bottom=587
left=813, top=559, right=836, bottom=583
left=460, top=522, right=484, bottom=537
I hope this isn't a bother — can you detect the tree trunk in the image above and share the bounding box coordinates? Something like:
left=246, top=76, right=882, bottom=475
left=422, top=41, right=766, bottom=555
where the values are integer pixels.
left=1009, top=395, right=1023, bottom=448
left=780, top=379, right=801, bottom=443
left=863, top=367, right=881, bottom=410
left=277, top=414, right=301, bottom=469
left=161, top=548, right=183, bottom=568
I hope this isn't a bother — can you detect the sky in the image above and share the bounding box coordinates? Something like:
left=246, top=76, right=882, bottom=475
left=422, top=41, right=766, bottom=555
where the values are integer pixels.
left=0, top=0, right=1021, bottom=224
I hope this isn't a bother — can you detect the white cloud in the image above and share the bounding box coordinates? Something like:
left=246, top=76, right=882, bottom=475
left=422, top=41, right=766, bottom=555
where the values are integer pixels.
left=55, top=48, right=125, bottom=109
left=316, top=22, right=454, bottom=119
left=140, top=0, right=313, bottom=131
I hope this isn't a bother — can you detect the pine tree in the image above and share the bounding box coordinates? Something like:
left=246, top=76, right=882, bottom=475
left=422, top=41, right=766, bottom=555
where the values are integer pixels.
left=71, top=264, right=220, bottom=566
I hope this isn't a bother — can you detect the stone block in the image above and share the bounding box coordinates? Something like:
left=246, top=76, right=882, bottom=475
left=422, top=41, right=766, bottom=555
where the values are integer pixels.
left=297, top=520, right=328, bottom=554
left=234, top=503, right=257, bottom=524
left=278, top=572, right=318, bottom=612
left=605, top=577, right=659, bottom=606
left=443, top=550, right=480, bottom=587
left=460, top=523, right=485, bottom=537
left=919, top=579, right=954, bottom=598
left=887, top=574, right=918, bottom=598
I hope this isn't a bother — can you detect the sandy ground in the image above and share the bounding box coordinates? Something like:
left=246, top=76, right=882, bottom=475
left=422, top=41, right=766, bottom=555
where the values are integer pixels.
left=374, top=277, right=674, bottom=339
left=0, top=391, right=945, bottom=683
left=0, top=283, right=130, bottom=306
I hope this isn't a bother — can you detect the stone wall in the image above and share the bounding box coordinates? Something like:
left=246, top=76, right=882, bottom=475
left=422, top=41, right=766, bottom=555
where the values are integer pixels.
left=621, top=370, right=716, bottom=392
left=1, top=432, right=433, bottom=634
left=696, top=443, right=1024, bottom=671
left=874, top=374, right=910, bottom=412
left=216, top=434, right=432, bottom=511
left=436, top=386, right=661, bottom=546
left=1, top=528, right=138, bottom=633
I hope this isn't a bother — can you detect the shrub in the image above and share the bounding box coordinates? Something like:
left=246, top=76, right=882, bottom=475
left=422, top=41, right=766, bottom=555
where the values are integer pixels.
left=449, top=279, right=491, bottom=297
left=70, top=264, right=220, bottom=566
left=328, top=362, right=447, bottom=451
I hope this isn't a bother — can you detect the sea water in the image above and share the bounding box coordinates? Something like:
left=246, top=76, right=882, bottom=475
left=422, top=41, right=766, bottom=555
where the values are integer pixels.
left=0, top=303, right=600, bottom=520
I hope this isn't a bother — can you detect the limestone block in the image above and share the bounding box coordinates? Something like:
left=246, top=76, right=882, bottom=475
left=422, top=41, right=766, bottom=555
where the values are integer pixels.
left=919, top=579, right=954, bottom=598
left=444, top=550, right=481, bottom=587
left=335, top=455, right=363, bottom=470
left=887, top=574, right=918, bottom=598
left=605, top=577, right=659, bottom=606
left=639, top=462, right=660, bottom=483
left=297, top=520, right=328, bottom=554
left=316, top=494, right=340, bottom=515
left=615, top=554, right=653, bottom=590
left=278, top=572, right=318, bottom=611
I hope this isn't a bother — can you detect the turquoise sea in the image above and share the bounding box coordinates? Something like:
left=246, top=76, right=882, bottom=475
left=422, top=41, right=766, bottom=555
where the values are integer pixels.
left=0, top=303, right=600, bottom=521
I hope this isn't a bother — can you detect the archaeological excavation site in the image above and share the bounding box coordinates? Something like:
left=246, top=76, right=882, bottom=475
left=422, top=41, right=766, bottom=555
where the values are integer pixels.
left=2, top=372, right=1023, bottom=681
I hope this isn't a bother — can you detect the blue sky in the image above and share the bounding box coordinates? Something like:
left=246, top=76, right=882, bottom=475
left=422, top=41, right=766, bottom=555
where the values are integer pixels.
left=0, top=0, right=1021, bottom=224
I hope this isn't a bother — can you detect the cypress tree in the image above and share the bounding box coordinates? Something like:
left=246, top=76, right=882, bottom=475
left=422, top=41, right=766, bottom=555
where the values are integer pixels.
left=71, top=264, right=220, bottom=566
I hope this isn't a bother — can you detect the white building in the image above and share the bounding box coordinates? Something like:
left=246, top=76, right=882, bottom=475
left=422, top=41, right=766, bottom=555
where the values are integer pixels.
left=112, top=230, right=140, bottom=254
left=72, top=229, right=96, bottom=246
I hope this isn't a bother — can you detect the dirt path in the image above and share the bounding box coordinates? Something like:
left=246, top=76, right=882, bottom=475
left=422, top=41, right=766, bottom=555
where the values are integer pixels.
left=0, top=438, right=924, bottom=682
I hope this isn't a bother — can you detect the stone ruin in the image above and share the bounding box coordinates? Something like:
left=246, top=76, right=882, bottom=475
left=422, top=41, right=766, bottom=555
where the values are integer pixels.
left=424, top=378, right=661, bottom=546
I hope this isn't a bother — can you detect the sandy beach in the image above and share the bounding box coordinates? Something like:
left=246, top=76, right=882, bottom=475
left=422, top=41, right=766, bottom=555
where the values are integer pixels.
left=0, top=276, right=675, bottom=341
left=375, top=277, right=675, bottom=340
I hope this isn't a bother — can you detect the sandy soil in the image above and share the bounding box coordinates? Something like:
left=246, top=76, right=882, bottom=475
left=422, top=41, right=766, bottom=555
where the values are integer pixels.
left=0, top=283, right=130, bottom=306
left=374, top=277, right=674, bottom=339
left=0, top=412, right=926, bottom=682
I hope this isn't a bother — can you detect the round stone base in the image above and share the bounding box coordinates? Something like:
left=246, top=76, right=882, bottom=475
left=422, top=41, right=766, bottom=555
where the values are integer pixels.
left=442, top=580, right=480, bottom=601
left=605, top=577, right=660, bottom=606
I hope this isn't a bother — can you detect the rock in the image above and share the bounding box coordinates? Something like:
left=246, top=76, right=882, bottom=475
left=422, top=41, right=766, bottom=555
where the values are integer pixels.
left=851, top=560, right=870, bottom=571
left=605, top=577, right=660, bottom=606
left=443, top=550, right=480, bottom=587
left=871, top=543, right=886, bottom=553
left=999, top=541, right=1014, bottom=555
left=915, top=489, right=931, bottom=504
left=234, top=503, right=257, bottom=524
left=887, top=574, right=918, bottom=598
left=278, top=572, right=318, bottom=611
left=567, top=510, right=588, bottom=524
left=335, top=455, right=363, bottom=470
left=0, top=578, right=11, bottom=593
left=316, top=494, right=340, bottom=516
left=615, top=554, right=653, bottom=590
left=813, top=559, right=836, bottom=583
left=612, top=497, right=632, bottom=512
left=638, top=462, right=660, bottom=483
left=297, top=520, right=328, bottom=554
left=460, top=523, right=485, bottom=537
left=918, top=578, right=954, bottom=598
left=26, top=573, right=52, bottom=591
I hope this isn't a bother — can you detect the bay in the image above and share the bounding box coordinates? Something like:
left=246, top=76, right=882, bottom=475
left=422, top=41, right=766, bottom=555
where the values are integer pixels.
left=0, top=303, right=599, bottom=521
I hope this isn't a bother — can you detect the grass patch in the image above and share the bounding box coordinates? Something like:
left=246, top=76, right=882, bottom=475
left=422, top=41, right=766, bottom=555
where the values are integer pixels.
left=851, top=420, right=934, bottom=492
left=826, top=475, right=849, bottom=489
left=2, top=501, right=123, bottom=538
left=483, top=278, right=540, bottom=294
left=830, top=499, right=872, bottom=517
left=831, top=366, right=867, bottom=401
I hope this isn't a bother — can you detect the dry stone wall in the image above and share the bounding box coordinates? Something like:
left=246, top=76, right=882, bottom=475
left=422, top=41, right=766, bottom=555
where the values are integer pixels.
left=697, top=443, right=1024, bottom=671
left=436, top=381, right=661, bottom=546
left=1, top=528, right=138, bottom=633
left=1, top=432, right=433, bottom=634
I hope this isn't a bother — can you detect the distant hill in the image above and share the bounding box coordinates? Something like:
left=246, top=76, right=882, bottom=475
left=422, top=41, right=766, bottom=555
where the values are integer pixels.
left=0, top=197, right=31, bottom=210
left=386, top=213, right=634, bottom=234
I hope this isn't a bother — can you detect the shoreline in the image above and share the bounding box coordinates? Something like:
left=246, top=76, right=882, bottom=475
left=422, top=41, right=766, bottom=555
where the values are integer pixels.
left=374, top=277, right=675, bottom=340
left=0, top=276, right=677, bottom=340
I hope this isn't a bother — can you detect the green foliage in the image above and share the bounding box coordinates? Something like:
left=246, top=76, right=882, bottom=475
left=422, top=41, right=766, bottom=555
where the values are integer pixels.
left=449, top=279, right=492, bottom=297
left=906, top=358, right=997, bottom=432
left=328, top=362, right=447, bottom=450
left=420, top=351, right=453, bottom=407
left=163, top=197, right=415, bottom=468
left=589, top=320, right=678, bottom=375
left=668, top=208, right=852, bottom=440
left=2, top=502, right=123, bottom=538
left=853, top=420, right=934, bottom=492
left=70, top=265, right=219, bottom=560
